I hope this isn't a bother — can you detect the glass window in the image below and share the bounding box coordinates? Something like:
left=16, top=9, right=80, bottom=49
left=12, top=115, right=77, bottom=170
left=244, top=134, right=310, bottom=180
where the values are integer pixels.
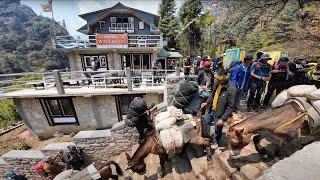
left=123, top=18, right=128, bottom=23
left=117, top=23, right=122, bottom=28
left=99, top=21, right=106, bottom=29
left=47, top=100, right=62, bottom=116
left=84, top=56, right=91, bottom=67
left=116, top=17, right=122, bottom=23
left=60, top=99, right=74, bottom=116
left=142, top=54, right=150, bottom=69
left=128, top=17, right=134, bottom=23
left=139, top=21, right=144, bottom=29
left=41, top=98, right=78, bottom=125
left=99, top=56, right=107, bottom=67
left=133, top=55, right=141, bottom=70
left=110, top=17, right=116, bottom=22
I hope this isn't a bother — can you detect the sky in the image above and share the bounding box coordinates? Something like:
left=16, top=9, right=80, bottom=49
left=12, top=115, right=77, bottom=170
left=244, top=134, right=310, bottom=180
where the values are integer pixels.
left=21, top=0, right=185, bottom=36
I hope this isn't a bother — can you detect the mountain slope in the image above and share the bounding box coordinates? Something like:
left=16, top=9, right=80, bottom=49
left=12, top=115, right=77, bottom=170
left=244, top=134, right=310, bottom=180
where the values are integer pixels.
left=0, top=0, right=69, bottom=73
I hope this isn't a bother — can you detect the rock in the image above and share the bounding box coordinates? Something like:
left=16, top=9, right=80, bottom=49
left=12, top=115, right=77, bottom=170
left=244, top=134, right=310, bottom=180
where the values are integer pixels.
left=186, top=145, right=207, bottom=176
left=52, top=131, right=64, bottom=137
left=217, top=151, right=237, bottom=176
left=240, top=164, right=262, bottom=179
left=260, top=142, right=320, bottom=180
left=232, top=173, right=245, bottom=180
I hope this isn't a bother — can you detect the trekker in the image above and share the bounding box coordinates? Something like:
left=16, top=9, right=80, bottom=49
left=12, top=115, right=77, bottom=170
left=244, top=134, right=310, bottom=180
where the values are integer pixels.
left=193, top=56, right=201, bottom=75
left=263, top=57, right=292, bottom=107
left=201, top=71, right=236, bottom=150
left=152, top=59, right=162, bottom=83
left=197, top=60, right=215, bottom=98
left=183, top=56, right=192, bottom=77
left=254, top=51, right=264, bottom=63
left=61, top=145, right=85, bottom=171
left=229, top=55, right=253, bottom=112
left=199, top=56, right=209, bottom=70
left=290, top=56, right=308, bottom=85
left=310, top=63, right=320, bottom=88
left=126, top=97, right=156, bottom=144
left=247, top=54, right=272, bottom=111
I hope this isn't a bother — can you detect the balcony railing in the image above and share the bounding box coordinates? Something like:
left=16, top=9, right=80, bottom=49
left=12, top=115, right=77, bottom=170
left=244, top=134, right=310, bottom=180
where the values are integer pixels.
left=0, top=69, right=183, bottom=94
left=109, top=27, right=134, bottom=33
left=54, top=34, right=163, bottom=49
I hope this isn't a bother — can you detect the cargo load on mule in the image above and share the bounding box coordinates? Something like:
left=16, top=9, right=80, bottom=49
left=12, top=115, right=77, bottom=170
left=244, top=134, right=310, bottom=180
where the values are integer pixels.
left=172, top=80, right=199, bottom=109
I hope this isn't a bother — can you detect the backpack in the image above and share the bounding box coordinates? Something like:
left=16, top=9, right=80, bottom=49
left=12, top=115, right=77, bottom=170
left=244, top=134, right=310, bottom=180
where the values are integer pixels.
left=126, top=97, right=148, bottom=127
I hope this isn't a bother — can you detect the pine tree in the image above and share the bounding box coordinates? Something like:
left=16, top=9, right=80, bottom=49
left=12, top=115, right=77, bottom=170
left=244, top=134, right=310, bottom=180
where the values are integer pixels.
left=158, top=0, right=178, bottom=49
left=177, top=0, right=202, bottom=56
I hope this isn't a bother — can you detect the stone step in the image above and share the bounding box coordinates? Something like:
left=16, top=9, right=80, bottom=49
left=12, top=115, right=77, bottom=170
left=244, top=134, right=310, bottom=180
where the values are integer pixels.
left=206, top=154, right=230, bottom=180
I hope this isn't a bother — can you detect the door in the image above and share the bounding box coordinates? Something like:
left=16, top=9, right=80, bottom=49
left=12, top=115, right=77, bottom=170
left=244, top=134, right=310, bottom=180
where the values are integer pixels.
left=142, top=54, right=150, bottom=70
left=133, top=54, right=141, bottom=70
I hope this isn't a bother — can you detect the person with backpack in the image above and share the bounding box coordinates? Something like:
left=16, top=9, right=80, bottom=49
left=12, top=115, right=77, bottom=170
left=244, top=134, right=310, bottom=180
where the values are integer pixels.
left=247, top=53, right=272, bottom=112
left=263, top=57, right=292, bottom=107
left=61, top=145, right=85, bottom=171
left=197, top=60, right=215, bottom=98
left=125, top=97, right=157, bottom=144
left=229, top=55, right=253, bottom=112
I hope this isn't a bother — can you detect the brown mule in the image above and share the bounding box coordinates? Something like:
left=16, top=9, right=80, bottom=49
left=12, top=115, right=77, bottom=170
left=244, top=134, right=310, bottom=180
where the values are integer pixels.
left=125, top=116, right=211, bottom=177
left=227, top=102, right=308, bottom=150
left=42, top=150, right=65, bottom=179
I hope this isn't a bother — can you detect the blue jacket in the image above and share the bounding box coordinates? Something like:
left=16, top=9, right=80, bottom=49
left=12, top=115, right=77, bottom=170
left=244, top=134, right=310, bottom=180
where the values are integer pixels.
left=230, top=63, right=251, bottom=90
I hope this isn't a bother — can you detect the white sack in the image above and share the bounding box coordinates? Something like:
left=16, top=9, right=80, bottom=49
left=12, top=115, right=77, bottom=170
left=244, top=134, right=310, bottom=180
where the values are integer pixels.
left=155, top=117, right=176, bottom=131
left=155, top=111, right=171, bottom=124
left=271, top=90, right=290, bottom=108
left=167, top=106, right=183, bottom=120
left=308, top=89, right=320, bottom=100
left=287, top=85, right=317, bottom=97
left=159, top=126, right=184, bottom=152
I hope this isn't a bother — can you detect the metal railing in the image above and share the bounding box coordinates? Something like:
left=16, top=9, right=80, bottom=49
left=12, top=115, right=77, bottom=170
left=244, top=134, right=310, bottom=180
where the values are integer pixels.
left=0, top=69, right=180, bottom=94
left=54, top=34, right=163, bottom=49
left=109, top=27, right=134, bottom=33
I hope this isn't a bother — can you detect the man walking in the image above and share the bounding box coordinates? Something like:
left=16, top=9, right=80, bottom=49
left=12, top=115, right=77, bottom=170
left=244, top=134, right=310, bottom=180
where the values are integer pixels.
left=247, top=54, right=272, bottom=111
left=229, top=55, right=253, bottom=111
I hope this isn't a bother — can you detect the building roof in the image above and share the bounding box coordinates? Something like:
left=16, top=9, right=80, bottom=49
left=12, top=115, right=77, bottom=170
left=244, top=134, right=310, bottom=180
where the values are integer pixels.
left=78, top=2, right=160, bottom=34
left=158, top=49, right=183, bottom=58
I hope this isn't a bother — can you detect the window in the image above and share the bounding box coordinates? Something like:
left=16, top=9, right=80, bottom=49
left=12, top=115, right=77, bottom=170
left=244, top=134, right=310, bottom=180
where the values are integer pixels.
left=115, top=94, right=144, bottom=121
left=128, top=17, right=134, bottom=29
left=82, top=55, right=108, bottom=70
left=123, top=23, right=128, bottom=29
left=40, top=98, right=79, bottom=125
left=139, top=21, right=144, bottom=29
left=117, top=23, right=122, bottom=28
left=110, top=17, right=116, bottom=23
left=99, top=56, right=107, bottom=67
left=99, top=21, right=106, bottom=29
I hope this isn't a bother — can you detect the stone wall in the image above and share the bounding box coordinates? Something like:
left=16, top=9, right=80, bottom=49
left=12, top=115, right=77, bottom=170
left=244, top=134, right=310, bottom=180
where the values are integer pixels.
left=165, top=76, right=186, bottom=105
left=0, top=150, right=44, bottom=180
left=73, top=121, right=139, bottom=163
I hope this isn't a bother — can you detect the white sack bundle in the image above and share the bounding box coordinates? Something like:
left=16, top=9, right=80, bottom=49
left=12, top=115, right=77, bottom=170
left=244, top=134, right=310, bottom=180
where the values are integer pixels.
left=308, top=89, right=320, bottom=100
left=155, top=117, right=176, bottom=131
left=271, top=90, right=290, bottom=108
left=287, top=85, right=317, bottom=97
left=159, top=126, right=184, bottom=152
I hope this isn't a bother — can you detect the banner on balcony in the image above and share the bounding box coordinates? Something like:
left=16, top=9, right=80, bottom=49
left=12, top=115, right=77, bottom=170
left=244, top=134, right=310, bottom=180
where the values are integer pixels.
left=96, top=34, right=128, bottom=48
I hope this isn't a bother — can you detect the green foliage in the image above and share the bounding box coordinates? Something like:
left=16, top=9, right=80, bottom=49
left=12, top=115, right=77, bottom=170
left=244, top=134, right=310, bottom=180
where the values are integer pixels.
left=0, top=99, right=21, bottom=128
left=177, top=0, right=202, bottom=56
left=0, top=0, right=69, bottom=73
left=158, top=0, right=178, bottom=49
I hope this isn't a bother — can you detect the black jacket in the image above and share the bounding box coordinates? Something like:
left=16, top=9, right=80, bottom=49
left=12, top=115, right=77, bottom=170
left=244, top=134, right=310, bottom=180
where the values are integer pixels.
left=197, top=69, right=215, bottom=91
left=205, top=80, right=236, bottom=121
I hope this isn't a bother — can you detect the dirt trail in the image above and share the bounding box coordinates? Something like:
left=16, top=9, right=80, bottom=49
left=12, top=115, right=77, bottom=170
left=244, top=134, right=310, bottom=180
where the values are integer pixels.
left=0, top=124, right=72, bottom=156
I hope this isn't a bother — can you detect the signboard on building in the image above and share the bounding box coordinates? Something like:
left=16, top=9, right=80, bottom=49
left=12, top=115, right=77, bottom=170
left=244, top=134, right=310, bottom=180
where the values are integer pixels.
left=96, top=34, right=128, bottom=48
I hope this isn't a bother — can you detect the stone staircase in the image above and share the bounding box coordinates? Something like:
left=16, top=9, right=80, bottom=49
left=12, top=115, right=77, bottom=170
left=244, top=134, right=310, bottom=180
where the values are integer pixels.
left=114, top=137, right=271, bottom=180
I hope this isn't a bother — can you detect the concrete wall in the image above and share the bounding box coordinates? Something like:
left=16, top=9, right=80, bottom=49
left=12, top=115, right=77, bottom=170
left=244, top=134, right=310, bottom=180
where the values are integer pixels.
left=14, top=93, right=162, bottom=139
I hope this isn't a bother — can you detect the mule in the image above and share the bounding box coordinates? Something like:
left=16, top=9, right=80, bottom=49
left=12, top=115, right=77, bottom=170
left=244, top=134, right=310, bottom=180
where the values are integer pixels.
left=41, top=150, right=65, bottom=179
left=125, top=117, right=211, bottom=177
left=227, top=101, right=310, bottom=151
left=54, top=161, right=123, bottom=180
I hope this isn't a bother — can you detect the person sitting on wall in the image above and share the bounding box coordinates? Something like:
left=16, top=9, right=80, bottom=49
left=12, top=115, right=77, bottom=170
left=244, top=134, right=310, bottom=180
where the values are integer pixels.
left=61, top=145, right=85, bottom=171
left=125, top=97, right=157, bottom=144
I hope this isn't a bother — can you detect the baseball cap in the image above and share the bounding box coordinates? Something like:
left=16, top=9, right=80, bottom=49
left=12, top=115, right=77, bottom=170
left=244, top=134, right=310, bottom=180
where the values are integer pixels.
left=259, top=54, right=272, bottom=61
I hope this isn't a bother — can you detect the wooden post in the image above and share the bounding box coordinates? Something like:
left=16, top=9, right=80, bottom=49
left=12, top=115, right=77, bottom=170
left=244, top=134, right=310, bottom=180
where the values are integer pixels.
left=126, top=67, right=132, bottom=91
left=53, top=70, right=65, bottom=95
